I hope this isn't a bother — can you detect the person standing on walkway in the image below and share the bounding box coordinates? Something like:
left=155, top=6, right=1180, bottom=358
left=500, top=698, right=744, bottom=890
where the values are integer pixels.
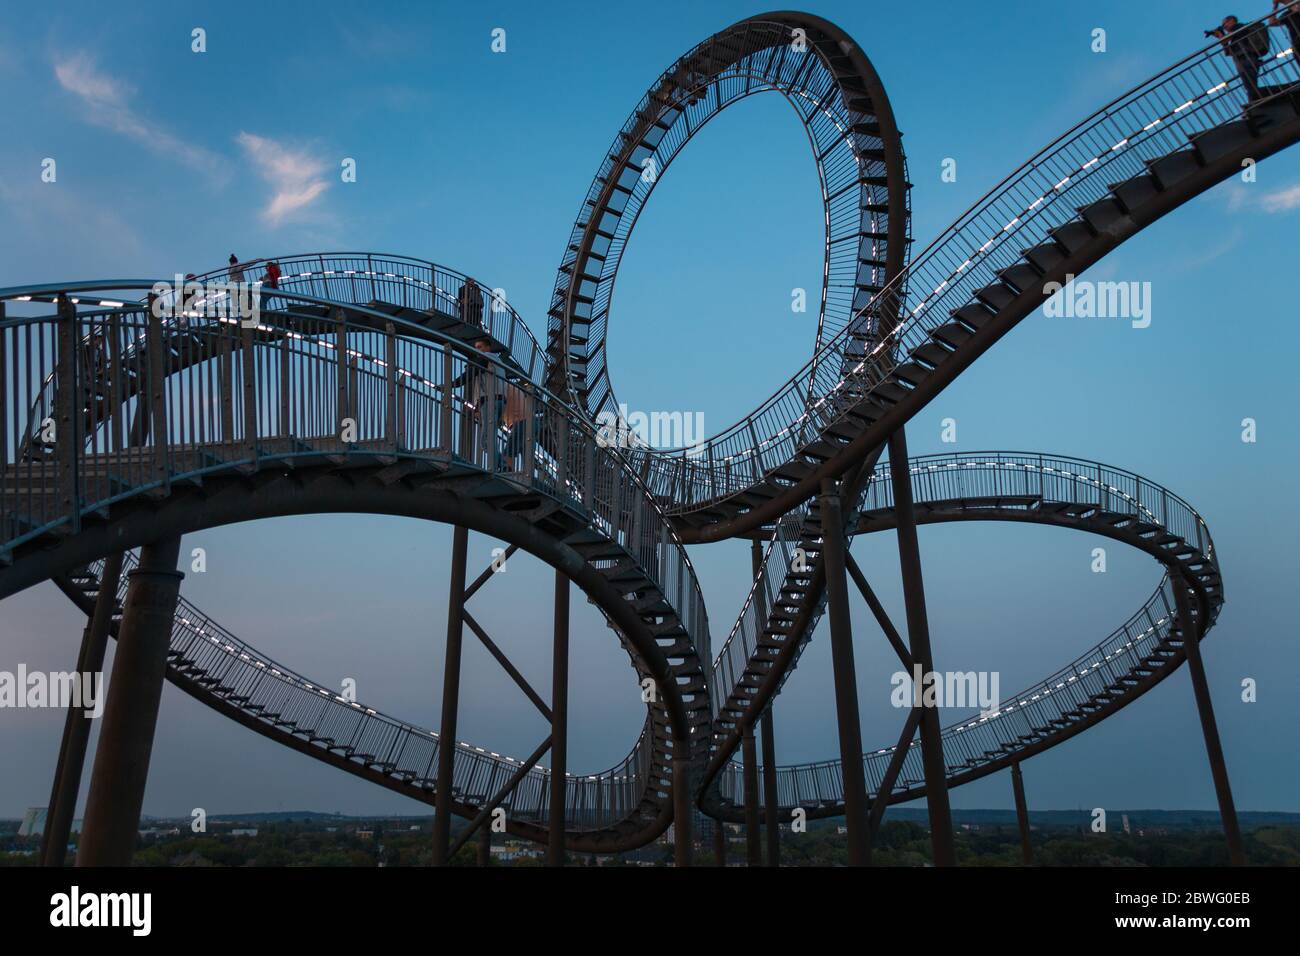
left=1210, top=15, right=1270, bottom=102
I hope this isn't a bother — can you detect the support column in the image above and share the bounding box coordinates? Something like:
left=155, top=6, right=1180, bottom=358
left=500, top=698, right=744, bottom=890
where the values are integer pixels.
left=76, top=538, right=183, bottom=866
left=673, top=743, right=692, bottom=867
left=1011, top=762, right=1033, bottom=866
left=1174, top=579, right=1245, bottom=866
left=431, top=525, right=468, bottom=866
left=760, top=711, right=780, bottom=867
left=742, top=723, right=762, bottom=866
left=477, top=826, right=491, bottom=867
left=43, top=553, right=125, bottom=866
left=548, top=569, right=569, bottom=867
left=886, top=429, right=956, bottom=866
left=750, top=536, right=781, bottom=866
left=820, top=478, right=869, bottom=866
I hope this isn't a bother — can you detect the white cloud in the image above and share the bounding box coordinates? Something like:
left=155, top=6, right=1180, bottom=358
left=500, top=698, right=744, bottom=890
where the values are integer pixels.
left=52, top=53, right=222, bottom=174
left=236, top=131, right=330, bottom=226
left=1258, top=183, right=1300, bottom=213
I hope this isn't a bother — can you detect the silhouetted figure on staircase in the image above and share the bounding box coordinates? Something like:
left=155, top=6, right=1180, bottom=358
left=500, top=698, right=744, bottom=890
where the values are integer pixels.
left=1210, top=15, right=1270, bottom=102
left=457, top=278, right=484, bottom=330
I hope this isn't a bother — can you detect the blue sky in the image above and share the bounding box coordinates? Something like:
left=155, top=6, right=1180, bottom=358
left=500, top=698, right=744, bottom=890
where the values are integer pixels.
left=2, top=0, right=1299, bottom=820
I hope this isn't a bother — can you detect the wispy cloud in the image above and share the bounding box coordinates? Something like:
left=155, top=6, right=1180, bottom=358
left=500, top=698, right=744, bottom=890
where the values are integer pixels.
left=236, top=131, right=330, bottom=226
left=1258, top=183, right=1300, bottom=213
left=52, top=53, right=223, bottom=174
left=1221, top=179, right=1300, bottom=215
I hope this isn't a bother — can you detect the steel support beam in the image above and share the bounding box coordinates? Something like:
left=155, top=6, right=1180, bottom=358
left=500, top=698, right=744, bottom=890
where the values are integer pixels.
left=445, top=735, right=551, bottom=861
left=42, top=553, right=125, bottom=866
left=845, top=551, right=914, bottom=670
left=477, top=826, right=491, bottom=866
left=819, top=477, right=869, bottom=866
left=432, top=524, right=469, bottom=866
left=886, top=429, right=956, bottom=866
left=742, top=723, right=762, bottom=866
left=750, top=536, right=781, bottom=867
left=1011, top=762, right=1033, bottom=865
left=548, top=569, right=569, bottom=867
left=760, top=711, right=780, bottom=867
left=76, top=537, right=183, bottom=866
left=867, top=706, right=923, bottom=845
left=1173, top=580, right=1245, bottom=866
left=673, top=742, right=692, bottom=867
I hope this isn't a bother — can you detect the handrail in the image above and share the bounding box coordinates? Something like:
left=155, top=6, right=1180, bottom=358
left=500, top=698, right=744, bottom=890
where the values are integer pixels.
left=84, top=551, right=656, bottom=831
left=180, top=252, right=547, bottom=385
left=0, top=284, right=712, bottom=834
left=612, top=12, right=1300, bottom=514
left=712, top=451, right=1222, bottom=811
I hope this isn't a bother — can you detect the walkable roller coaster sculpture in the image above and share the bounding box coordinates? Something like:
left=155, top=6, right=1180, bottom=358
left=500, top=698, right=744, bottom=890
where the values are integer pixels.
left=4, top=11, right=1296, bottom=867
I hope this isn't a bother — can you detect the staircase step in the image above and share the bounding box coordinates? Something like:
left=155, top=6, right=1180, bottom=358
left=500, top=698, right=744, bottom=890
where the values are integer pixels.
left=1077, top=197, right=1125, bottom=232
left=1109, top=173, right=1159, bottom=213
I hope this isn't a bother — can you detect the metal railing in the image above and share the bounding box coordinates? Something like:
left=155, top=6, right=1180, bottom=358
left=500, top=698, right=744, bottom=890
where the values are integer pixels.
left=179, top=252, right=545, bottom=383
left=615, top=14, right=1300, bottom=515
left=548, top=15, right=909, bottom=431
left=713, top=451, right=1222, bottom=811
left=83, top=552, right=658, bottom=830
left=0, top=283, right=710, bottom=833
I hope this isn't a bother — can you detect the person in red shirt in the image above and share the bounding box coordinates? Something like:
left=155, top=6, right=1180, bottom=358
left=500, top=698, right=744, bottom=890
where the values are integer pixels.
left=263, top=260, right=281, bottom=289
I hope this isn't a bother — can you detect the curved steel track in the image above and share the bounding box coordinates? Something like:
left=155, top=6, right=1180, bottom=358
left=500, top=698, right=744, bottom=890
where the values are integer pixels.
left=2, top=10, right=1297, bottom=858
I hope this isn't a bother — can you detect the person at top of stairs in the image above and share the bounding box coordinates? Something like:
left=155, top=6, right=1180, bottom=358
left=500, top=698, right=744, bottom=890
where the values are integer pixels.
left=1209, top=14, right=1270, bottom=101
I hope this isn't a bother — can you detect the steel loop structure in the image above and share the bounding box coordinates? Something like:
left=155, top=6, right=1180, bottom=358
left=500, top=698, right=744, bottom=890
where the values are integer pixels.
left=3, top=10, right=1297, bottom=867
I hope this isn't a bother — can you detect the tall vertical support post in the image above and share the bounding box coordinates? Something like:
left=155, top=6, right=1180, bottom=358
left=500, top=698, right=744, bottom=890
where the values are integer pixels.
left=1173, top=579, right=1245, bottom=865
left=752, top=536, right=780, bottom=867
left=673, top=742, right=692, bottom=867
left=819, top=477, right=869, bottom=866
left=55, top=296, right=80, bottom=534
left=76, top=538, right=183, bottom=866
left=548, top=569, right=569, bottom=867
left=42, top=553, right=125, bottom=866
left=477, top=826, right=491, bottom=867
left=431, top=525, right=469, bottom=866
left=742, top=723, right=762, bottom=866
left=886, top=429, right=956, bottom=866
left=1011, top=762, right=1033, bottom=866
left=760, top=712, right=780, bottom=867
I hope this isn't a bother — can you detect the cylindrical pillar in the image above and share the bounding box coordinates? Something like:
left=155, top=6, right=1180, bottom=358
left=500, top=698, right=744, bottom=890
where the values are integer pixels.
left=750, top=536, right=782, bottom=866
left=76, top=538, right=183, bottom=866
left=742, top=723, right=762, bottom=866
left=673, top=746, right=692, bottom=867
left=819, top=478, right=869, bottom=866
left=1011, top=762, right=1033, bottom=866
left=43, top=553, right=125, bottom=866
left=477, top=826, right=491, bottom=866
left=1173, top=580, right=1245, bottom=866
left=432, top=525, right=469, bottom=865
left=886, top=429, right=956, bottom=866
left=760, top=710, right=780, bottom=867
left=548, top=569, right=569, bottom=867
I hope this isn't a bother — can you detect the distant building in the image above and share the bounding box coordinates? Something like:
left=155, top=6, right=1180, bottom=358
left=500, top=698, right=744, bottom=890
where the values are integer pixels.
left=230, top=828, right=258, bottom=837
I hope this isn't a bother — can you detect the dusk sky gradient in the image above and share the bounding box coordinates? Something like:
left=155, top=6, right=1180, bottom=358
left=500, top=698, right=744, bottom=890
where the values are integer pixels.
left=1, top=0, right=1298, bottom=819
